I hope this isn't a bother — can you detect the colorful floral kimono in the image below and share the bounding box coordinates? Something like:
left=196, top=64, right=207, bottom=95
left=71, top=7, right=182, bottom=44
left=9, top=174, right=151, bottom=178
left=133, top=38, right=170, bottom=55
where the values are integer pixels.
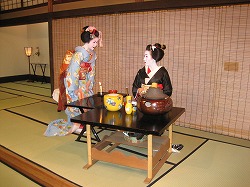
left=44, top=46, right=96, bottom=136
left=132, top=66, right=172, bottom=98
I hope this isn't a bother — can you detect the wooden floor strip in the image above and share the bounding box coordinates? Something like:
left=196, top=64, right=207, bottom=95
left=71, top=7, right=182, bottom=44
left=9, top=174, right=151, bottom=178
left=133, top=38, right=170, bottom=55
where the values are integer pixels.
left=0, top=146, right=81, bottom=187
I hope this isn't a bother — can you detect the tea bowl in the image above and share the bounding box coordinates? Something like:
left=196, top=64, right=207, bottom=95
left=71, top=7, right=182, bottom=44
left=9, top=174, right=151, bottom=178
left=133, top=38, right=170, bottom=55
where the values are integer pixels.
left=104, top=93, right=124, bottom=111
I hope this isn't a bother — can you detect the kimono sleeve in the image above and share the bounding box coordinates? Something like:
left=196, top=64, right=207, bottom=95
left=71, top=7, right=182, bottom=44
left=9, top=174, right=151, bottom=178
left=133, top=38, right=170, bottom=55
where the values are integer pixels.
left=65, top=52, right=81, bottom=102
left=162, top=68, right=173, bottom=97
left=132, top=68, right=144, bottom=98
left=88, top=65, right=95, bottom=91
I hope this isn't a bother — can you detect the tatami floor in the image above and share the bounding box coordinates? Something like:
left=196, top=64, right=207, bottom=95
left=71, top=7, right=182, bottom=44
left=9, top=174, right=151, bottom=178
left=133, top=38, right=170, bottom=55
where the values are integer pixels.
left=0, top=81, right=250, bottom=187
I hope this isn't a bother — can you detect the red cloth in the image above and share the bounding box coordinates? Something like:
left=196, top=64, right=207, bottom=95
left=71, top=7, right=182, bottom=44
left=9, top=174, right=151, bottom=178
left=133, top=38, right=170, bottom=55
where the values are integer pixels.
left=147, top=67, right=151, bottom=74
left=57, top=50, right=74, bottom=111
left=158, top=84, right=163, bottom=90
left=80, top=62, right=92, bottom=72
left=57, top=71, right=67, bottom=111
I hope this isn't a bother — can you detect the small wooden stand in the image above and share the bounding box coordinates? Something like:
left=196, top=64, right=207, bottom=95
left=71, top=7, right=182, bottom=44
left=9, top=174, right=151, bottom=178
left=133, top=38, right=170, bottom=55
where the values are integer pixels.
left=84, top=124, right=173, bottom=183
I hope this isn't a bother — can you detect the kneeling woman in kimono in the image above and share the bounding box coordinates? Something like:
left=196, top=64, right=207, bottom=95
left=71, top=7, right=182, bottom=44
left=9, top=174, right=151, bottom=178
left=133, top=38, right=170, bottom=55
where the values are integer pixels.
left=130, top=44, right=184, bottom=151
left=132, top=43, right=172, bottom=99
left=126, top=43, right=173, bottom=142
left=44, top=26, right=102, bottom=136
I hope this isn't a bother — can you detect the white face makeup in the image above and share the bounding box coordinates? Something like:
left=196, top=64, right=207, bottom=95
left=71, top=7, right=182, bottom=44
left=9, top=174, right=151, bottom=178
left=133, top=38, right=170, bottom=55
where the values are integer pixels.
left=87, top=37, right=100, bottom=50
left=144, top=50, right=153, bottom=66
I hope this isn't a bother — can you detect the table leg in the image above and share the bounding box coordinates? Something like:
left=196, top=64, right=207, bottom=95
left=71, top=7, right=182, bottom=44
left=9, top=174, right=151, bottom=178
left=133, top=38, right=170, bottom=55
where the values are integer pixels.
left=145, top=134, right=153, bottom=183
left=168, top=123, right=173, bottom=153
left=84, top=124, right=93, bottom=169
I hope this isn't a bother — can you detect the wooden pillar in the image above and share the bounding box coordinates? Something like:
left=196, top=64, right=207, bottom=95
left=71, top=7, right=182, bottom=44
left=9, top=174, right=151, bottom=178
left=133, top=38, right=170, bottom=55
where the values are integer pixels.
left=48, top=0, right=53, bottom=12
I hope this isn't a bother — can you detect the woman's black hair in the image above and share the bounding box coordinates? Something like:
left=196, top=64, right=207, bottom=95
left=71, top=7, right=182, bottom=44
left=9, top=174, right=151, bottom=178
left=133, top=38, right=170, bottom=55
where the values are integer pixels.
left=81, top=26, right=100, bottom=43
left=146, top=43, right=166, bottom=62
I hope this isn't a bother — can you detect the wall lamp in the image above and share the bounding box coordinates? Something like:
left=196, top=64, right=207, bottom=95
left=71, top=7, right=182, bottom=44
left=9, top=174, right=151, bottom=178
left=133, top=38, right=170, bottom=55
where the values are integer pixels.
left=35, top=47, right=40, bottom=56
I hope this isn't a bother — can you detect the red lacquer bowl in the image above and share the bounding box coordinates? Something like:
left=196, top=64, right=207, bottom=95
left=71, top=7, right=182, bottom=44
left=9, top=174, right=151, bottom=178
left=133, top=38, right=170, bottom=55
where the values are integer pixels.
left=137, top=96, right=173, bottom=115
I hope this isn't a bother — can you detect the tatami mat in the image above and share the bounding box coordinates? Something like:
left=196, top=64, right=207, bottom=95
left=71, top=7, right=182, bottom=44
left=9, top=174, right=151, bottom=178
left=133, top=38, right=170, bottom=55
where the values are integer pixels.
left=14, top=81, right=51, bottom=89
left=0, top=82, right=51, bottom=96
left=0, top=96, right=41, bottom=110
left=7, top=101, right=66, bottom=124
left=155, top=140, right=250, bottom=187
left=1, top=81, right=250, bottom=187
left=174, top=125, right=250, bottom=148
left=0, top=163, right=41, bottom=187
left=0, top=82, right=54, bottom=103
left=0, top=91, right=19, bottom=100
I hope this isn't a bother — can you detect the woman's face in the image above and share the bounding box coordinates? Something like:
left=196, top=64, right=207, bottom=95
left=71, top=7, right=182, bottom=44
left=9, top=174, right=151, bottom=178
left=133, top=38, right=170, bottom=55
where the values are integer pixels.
left=87, top=37, right=99, bottom=50
left=144, top=50, right=153, bottom=66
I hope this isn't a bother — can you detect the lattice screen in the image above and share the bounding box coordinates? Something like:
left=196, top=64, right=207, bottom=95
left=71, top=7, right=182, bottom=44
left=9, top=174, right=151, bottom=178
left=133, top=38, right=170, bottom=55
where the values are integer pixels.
left=52, top=4, right=250, bottom=140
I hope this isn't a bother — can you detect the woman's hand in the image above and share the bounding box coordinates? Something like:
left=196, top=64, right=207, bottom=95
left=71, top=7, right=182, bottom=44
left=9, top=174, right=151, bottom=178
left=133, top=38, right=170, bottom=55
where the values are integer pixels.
left=137, top=86, right=149, bottom=96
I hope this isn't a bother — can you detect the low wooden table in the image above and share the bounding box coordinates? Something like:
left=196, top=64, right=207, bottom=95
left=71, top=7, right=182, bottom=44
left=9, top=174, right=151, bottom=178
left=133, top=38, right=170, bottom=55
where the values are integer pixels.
left=71, top=106, right=185, bottom=183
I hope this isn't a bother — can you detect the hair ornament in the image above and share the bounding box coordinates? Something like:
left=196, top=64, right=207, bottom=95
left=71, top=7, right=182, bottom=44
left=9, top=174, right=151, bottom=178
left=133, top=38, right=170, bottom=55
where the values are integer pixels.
left=85, top=26, right=97, bottom=39
left=85, top=26, right=96, bottom=33
left=98, top=31, right=103, bottom=47
left=151, top=45, right=156, bottom=51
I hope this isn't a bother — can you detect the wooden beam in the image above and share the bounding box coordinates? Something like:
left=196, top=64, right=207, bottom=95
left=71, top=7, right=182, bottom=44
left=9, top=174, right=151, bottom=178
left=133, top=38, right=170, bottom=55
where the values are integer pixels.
left=0, top=146, right=80, bottom=187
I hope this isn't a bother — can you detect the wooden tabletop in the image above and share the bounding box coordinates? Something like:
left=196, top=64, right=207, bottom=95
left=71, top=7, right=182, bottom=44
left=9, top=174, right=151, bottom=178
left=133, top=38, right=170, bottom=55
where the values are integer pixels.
left=71, top=106, right=185, bottom=136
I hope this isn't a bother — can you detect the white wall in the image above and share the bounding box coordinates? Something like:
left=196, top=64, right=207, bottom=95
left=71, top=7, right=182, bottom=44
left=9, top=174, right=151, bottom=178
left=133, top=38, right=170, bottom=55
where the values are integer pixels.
left=0, top=26, right=28, bottom=77
left=0, top=22, right=50, bottom=78
left=28, top=22, right=50, bottom=76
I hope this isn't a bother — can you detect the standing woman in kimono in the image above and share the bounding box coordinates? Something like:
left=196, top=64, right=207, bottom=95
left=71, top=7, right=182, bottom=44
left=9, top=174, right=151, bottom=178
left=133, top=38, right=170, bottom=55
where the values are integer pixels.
left=132, top=43, right=172, bottom=99
left=44, top=26, right=103, bottom=136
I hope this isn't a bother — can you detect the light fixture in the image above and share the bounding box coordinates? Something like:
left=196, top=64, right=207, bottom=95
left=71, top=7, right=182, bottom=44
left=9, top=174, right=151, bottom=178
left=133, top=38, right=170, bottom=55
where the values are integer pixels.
left=24, top=47, right=33, bottom=82
left=24, top=47, right=32, bottom=57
